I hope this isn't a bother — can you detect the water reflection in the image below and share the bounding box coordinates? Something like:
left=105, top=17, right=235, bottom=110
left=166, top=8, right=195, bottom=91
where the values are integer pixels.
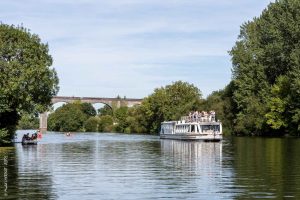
left=2, top=133, right=300, bottom=199
left=160, top=140, right=222, bottom=175
left=231, top=137, right=300, bottom=199
left=0, top=146, right=55, bottom=200
left=0, top=147, right=15, bottom=198
left=17, top=145, right=57, bottom=199
left=159, top=140, right=227, bottom=199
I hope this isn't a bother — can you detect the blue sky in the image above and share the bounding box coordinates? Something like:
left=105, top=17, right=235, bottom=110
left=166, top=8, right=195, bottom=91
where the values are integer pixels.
left=0, top=0, right=272, bottom=98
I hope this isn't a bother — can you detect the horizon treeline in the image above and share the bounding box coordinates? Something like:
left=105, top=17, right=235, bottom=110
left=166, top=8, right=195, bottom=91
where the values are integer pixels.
left=41, top=81, right=204, bottom=134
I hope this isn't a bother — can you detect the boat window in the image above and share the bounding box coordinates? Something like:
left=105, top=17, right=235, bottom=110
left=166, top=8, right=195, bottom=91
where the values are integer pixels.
left=161, top=123, right=176, bottom=134
left=191, top=125, right=195, bottom=132
left=201, top=125, right=220, bottom=132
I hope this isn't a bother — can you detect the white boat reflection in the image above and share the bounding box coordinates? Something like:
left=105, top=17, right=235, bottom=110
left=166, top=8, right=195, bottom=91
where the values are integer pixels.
left=161, top=140, right=222, bottom=176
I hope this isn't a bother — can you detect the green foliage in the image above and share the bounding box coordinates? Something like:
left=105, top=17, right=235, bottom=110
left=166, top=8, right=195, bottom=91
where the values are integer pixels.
left=138, top=81, right=202, bottom=134
left=48, top=102, right=93, bottom=132
left=0, top=110, right=20, bottom=143
left=229, top=0, right=300, bottom=135
left=0, top=23, right=58, bottom=144
left=84, top=116, right=99, bottom=132
left=198, top=82, right=237, bottom=135
left=114, top=106, right=129, bottom=133
left=98, top=115, right=114, bottom=132
left=265, top=76, right=289, bottom=130
left=17, top=113, right=39, bottom=130
left=98, top=105, right=113, bottom=116
left=288, top=68, right=300, bottom=135
left=124, top=106, right=147, bottom=134
left=0, top=129, right=10, bottom=145
left=81, top=102, right=97, bottom=117
left=85, top=82, right=202, bottom=134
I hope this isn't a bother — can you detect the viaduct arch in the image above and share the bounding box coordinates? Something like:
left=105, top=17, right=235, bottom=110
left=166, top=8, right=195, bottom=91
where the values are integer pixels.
left=39, top=96, right=143, bottom=132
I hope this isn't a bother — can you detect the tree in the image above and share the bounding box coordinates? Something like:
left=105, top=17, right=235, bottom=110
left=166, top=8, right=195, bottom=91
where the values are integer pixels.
left=229, top=0, right=300, bottom=135
left=113, top=106, right=129, bottom=133
left=98, top=105, right=113, bottom=116
left=198, top=81, right=237, bottom=135
left=17, top=113, right=39, bottom=130
left=48, top=102, right=98, bottom=132
left=98, top=115, right=114, bottom=132
left=81, top=102, right=96, bottom=117
left=0, top=129, right=10, bottom=144
left=84, top=116, right=99, bottom=132
left=139, top=81, right=202, bottom=134
left=48, top=103, right=86, bottom=132
left=0, top=24, right=59, bottom=144
left=124, top=106, right=147, bottom=134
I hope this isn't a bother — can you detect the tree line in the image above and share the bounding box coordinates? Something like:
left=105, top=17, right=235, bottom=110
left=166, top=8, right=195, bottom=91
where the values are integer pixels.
left=228, top=0, right=300, bottom=136
left=194, top=0, right=300, bottom=137
left=44, top=81, right=203, bottom=134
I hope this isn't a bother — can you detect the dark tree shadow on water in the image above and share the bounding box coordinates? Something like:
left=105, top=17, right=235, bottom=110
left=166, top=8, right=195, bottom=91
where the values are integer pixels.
left=0, top=145, right=57, bottom=200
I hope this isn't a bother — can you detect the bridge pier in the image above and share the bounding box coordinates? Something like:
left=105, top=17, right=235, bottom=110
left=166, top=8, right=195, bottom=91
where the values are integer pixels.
left=116, top=100, right=121, bottom=108
left=39, top=112, right=48, bottom=133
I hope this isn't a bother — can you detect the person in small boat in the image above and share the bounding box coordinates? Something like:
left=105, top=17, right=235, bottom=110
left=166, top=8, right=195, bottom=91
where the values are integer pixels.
left=37, top=129, right=42, bottom=139
left=66, top=132, right=71, bottom=136
left=22, top=133, right=30, bottom=142
left=31, top=133, right=37, bottom=140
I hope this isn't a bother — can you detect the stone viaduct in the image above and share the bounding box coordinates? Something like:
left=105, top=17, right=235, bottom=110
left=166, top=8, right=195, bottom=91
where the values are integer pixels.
left=39, top=96, right=143, bottom=132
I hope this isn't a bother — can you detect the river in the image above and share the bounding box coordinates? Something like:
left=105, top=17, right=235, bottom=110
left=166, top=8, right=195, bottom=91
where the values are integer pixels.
left=1, top=131, right=300, bottom=199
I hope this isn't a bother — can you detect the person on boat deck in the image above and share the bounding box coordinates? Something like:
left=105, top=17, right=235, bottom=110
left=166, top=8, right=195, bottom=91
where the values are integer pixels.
left=192, top=111, right=197, bottom=121
left=195, top=111, right=199, bottom=121
left=189, top=112, right=192, bottom=121
left=210, top=110, right=216, bottom=121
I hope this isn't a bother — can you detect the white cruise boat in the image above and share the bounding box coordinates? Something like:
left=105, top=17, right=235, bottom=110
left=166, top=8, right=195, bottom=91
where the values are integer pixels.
left=160, top=111, right=222, bottom=141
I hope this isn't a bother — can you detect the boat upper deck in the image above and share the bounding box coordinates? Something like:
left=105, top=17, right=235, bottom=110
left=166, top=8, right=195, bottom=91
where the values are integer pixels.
left=161, top=111, right=221, bottom=125
left=182, top=111, right=217, bottom=122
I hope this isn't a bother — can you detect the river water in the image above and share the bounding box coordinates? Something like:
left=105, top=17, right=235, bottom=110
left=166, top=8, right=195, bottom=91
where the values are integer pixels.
left=1, top=131, right=300, bottom=199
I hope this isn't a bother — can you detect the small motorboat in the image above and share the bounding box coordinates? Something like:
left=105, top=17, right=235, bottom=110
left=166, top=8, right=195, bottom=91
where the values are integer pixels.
left=21, top=133, right=38, bottom=145
left=22, top=138, right=38, bottom=145
left=65, top=132, right=71, bottom=136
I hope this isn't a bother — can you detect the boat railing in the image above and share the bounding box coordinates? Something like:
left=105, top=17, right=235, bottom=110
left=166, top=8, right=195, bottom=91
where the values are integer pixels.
left=180, top=115, right=216, bottom=123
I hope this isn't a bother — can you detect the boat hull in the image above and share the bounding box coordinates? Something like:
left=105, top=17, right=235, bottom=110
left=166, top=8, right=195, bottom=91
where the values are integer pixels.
left=160, top=133, right=222, bottom=142
left=22, top=139, right=38, bottom=145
